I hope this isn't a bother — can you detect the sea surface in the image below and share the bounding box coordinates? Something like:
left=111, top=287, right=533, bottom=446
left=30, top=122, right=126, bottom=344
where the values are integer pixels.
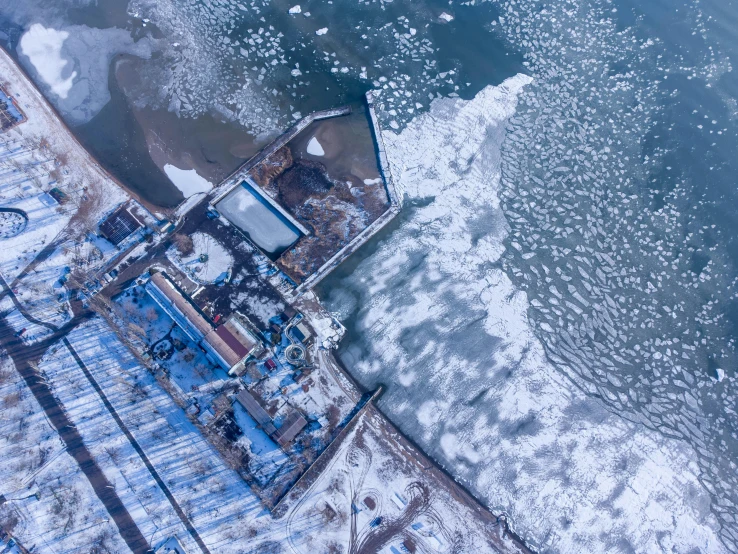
left=2, top=0, right=737, bottom=552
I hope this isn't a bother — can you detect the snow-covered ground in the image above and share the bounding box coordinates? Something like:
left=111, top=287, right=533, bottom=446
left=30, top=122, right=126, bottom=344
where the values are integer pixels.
left=322, top=77, right=727, bottom=553
left=166, top=231, right=233, bottom=284
left=281, top=403, right=527, bottom=554
left=0, top=48, right=130, bottom=282
left=31, top=314, right=515, bottom=553
left=0, top=355, right=129, bottom=553
left=0, top=137, right=73, bottom=283
left=0, top=296, right=54, bottom=344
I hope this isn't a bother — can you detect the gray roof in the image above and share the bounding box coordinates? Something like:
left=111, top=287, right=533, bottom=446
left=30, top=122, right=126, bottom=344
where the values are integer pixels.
left=147, top=272, right=213, bottom=341
left=235, top=390, right=276, bottom=435
left=273, top=412, right=307, bottom=446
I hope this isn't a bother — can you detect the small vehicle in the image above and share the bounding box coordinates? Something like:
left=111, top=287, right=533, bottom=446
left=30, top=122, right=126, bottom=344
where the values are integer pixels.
left=14, top=328, right=26, bottom=337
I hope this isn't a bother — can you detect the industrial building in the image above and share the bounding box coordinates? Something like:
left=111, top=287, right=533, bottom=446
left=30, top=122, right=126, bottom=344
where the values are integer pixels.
left=99, top=204, right=144, bottom=245
left=146, top=271, right=262, bottom=373
left=234, top=389, right=307, bottom=448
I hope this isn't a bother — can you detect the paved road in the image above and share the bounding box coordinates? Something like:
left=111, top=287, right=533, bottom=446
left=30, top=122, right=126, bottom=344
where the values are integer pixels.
left=0, top=313, right=153, bottom=554
left=0, top=273, right=57, bottom=331
left=63, top=338, right=212, bottom=554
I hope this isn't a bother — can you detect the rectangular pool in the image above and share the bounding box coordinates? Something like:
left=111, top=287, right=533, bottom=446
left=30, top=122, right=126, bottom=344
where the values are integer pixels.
left=215, top=180, right=302, bottom=257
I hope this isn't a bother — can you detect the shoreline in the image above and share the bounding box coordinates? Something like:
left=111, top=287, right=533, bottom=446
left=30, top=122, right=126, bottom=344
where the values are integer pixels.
left=0, top=44, right=167, bottom=218
left=0, top=41, right=536, bottom=554
left=326, top=347, right=535, bottom=552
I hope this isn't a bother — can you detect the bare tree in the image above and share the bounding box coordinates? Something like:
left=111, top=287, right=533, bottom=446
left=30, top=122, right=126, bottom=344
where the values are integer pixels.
left=172, top=233, right=194, bottom=257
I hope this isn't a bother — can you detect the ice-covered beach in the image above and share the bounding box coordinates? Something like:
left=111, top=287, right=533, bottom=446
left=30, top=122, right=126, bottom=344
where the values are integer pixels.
left=322, top=76, right=728, bottom=553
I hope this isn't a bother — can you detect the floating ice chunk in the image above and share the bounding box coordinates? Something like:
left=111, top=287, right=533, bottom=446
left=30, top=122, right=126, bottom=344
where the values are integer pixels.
left=163, top=164, right=213, bottom=197
left=288, top=5, right=301, bottom=14
left=439, top=12, right=454, bottom=23
left=363, top=178, right=383, bottom=185
left=306, top=136, right=325, bottom=156
left=316, top=27, right=328, bottom=36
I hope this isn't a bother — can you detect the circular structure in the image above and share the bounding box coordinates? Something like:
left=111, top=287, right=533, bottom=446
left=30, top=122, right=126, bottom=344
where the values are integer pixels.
left=285, top=344, right=306, bottom=365
left=153, top=339, right=174, bottom=360
left=0, top=208, right=28, bottom=239
left=166, top=231, right=234, bottom=284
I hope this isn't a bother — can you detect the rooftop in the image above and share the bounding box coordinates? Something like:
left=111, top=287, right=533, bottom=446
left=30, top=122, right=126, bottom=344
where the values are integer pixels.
left=99, top=204, right=143, bottom=246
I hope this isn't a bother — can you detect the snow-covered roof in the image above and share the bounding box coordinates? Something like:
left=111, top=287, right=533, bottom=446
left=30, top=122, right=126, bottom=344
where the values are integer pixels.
left=146, top=271, right=213, bottom=342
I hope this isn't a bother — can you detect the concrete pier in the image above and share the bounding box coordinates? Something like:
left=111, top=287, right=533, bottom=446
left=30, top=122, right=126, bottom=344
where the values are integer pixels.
left=293, top=92, right=401, bottom=295
left=209, top=105, right=352, bottom=208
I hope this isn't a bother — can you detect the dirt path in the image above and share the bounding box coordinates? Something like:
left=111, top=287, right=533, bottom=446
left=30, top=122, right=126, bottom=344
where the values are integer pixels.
left=62, top=337, right=212, bottom=554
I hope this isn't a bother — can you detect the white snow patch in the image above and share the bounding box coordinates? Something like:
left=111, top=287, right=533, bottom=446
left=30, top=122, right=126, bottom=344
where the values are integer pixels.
left=19, top=24, right=76, bottom=99
left=163, top=164, right=213, bottom=197
left=306, top=136, right=325, bottom=156
left=166, top=232, right=233, bottom=284
left=18, top=24, right=152, bottom=125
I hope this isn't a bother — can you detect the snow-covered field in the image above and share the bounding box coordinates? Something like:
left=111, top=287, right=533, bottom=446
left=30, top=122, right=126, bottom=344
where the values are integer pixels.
left=0, top=47, right=130, bottom=283
left=28, top=314, right=515, bottom=553
left=31, top=315, right=511, bottom=552
left=282, top=404, right=527, bottom=554
left=0, top=355, right=129, bottom=553
left=322, top=77, right=727, bottom=553
left=0, top=136, right=73, bottom=283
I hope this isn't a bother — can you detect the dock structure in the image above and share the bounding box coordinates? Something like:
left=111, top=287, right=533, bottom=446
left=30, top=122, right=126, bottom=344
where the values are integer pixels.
left=292, top=92, right=402, bottom=295
left=209, top=105, right=352, bottom=207
left=175, top=97, right=402, bottom=297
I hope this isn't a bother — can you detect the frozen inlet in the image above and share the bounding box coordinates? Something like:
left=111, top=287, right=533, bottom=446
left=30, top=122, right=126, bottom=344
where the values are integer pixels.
left=215, top=178, right=306, bottom=257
